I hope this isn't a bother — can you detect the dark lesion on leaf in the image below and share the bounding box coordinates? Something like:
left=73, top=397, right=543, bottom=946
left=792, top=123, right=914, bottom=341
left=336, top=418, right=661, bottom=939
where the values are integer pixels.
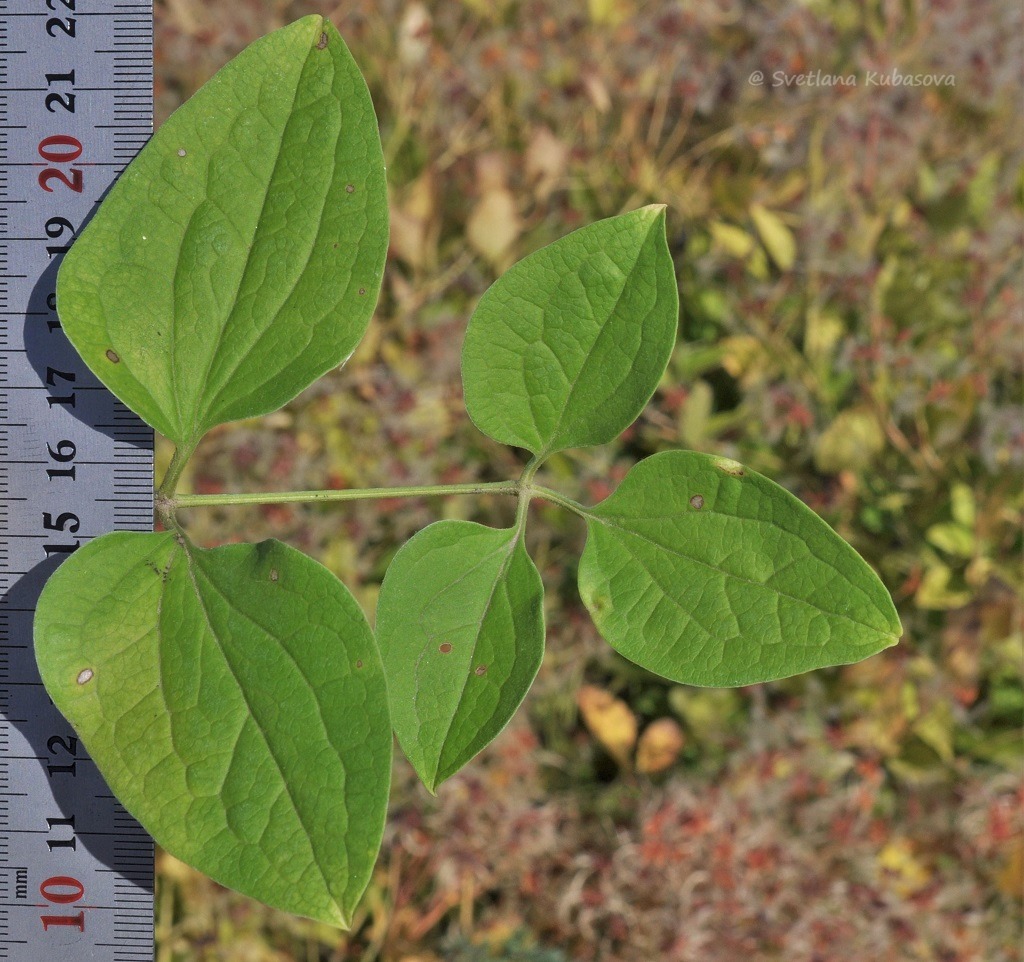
left=438, top=643, right=453, bottom=654
left=689, top=494, right=705, bottom=510
left=105, top=349, right=120, bottom=363
left=317, top=31, right=328, bottom=49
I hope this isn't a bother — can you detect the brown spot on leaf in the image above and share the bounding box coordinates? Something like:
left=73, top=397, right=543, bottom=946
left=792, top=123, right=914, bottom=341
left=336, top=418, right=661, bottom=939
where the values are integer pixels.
left=689, top=494, right=704, bottom=510
left=712, top=457, right=745, bottom=477
left=439, top=643, right=453, bottom=654
left=358, top=287, right=366, bottom=296
left=474, top=664, right=487, bottom=676
left=105, top=349, right=120, bottom=363
left=317, top=31, right=328, bottom=49
left=76, top=668, right=93, bottom=685
left=356, top=659, right=363, bottom=669
left=269, top=568, right=279, bottom=582
left=177, top=148, right=186, bottom=158
left=345, top=184, right=355, bottom=194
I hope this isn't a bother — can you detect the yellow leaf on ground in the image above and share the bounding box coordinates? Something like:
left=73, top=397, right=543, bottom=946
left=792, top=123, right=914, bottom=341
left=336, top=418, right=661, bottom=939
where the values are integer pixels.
left=398, top=3, right=432, bottom=66
left=466, top=189, right=519, bottom=269
left=926, top=522, right=975, bottom=558
left=996, top=836, right=1024, bottom=899
left=911, top=701, right=955, bottom=763
left=466, top=154, right=519, bottom=270
left=750, top=202, right=797, bottom=271
left=813, top=408, right=885, bottom=473
left=804, top=307, right=845, bottom=362
left=877, top=838, right=932, bottom=897
left=390, top=171, right=437, bottom=271
left=915, top=563, right=973, bottom=610
left=950, top=482, right=977, bottom=528
left=636, top=718, right=685, bottom=774
left=582, top=73, right=612, bottom=113
left=588, top=0, right=634, bottom=26
left=577, top=684, right=637, bottom=767
left=525, top=127, right=569, bottom=202
left=710, top=221, right=755, bottom=259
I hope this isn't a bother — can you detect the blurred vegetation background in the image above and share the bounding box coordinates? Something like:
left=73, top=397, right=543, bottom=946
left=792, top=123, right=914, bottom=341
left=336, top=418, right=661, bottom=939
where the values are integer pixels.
left=148, top=1, right=1022, bottom=959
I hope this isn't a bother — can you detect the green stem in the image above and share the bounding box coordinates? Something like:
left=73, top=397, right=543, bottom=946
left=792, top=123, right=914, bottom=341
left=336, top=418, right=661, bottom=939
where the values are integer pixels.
left=155, top=442, right=197, bottom=527
left=158, top=443, right=195, bottom=499
left=171, top=480, right=520, bottom=509
left=163, top=456, right=593, bottom=525
left=531, top=484, right=591, bottom=520
left=514, top=455, right=544, bottom=531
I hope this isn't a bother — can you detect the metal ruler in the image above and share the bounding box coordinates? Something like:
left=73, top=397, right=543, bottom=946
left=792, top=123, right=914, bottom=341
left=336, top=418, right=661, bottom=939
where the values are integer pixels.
left=0, top=0, right=154, bottom=958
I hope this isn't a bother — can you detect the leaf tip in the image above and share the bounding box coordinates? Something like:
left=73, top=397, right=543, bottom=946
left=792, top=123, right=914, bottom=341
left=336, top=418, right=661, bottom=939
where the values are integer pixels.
left=630, top=203, right=668, bottom=228
left=320, top=898, right=352, bottom=930
left=404, top=748, right=441, bottom=795
left=421, top=775, right=440, bottom=797
left=873, top=583, right=903, bottom=650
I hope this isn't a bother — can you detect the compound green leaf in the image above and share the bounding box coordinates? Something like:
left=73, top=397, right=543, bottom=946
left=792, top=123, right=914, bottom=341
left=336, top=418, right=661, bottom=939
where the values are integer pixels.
left=376, top=521, right=544, bottom=792
left=462, top=206, right=678, bottom=457
left=35, top=531, right=391, bottom=928
left=56, top=16, right=388, bottom=449
left=578, top=451, right=901, bottom=686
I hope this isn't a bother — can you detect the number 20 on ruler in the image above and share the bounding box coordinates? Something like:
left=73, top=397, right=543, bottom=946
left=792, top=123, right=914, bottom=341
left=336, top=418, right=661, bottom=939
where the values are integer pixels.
left=38, top=12, right=84, bottom=554
left=35, top=0, right=86, bottom=939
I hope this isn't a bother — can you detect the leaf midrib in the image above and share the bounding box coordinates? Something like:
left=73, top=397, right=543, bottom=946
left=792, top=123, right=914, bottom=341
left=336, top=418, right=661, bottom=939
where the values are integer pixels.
left=177, top=541, right=347, bottom=924
left=189, top=29, right=316, bottom=443
left=541, top=217, right=657, bottom=456
left=435, top=536, right=523, bottom=783
left=590, top=514, right=895, bottom=639
left=413, top=528, right=520, bottom=787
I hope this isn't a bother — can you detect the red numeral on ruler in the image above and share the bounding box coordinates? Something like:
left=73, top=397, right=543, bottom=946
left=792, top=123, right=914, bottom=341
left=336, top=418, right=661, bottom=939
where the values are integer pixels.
left=39, top=875, right=86, bottom=932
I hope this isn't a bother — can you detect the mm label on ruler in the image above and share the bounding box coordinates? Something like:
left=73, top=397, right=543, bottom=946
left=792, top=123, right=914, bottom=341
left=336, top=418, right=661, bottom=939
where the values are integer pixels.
left=0, top=1, right=154, bottom=959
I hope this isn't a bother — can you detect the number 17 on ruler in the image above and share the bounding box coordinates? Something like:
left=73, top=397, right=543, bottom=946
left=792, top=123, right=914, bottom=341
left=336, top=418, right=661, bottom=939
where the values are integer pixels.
left=1, top=1, right=155, bottom=958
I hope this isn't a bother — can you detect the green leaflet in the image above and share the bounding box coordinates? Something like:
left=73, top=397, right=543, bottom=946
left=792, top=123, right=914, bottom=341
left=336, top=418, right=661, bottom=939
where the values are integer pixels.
left=375, top=521, right=544, bottom=792
left=27, top=7, right=908, bottom=934
left=577, top=451, right=902, bottom=686
left=56, top=16, right=388, bottom=449
left=462, top=206, right=678, bottom=457
left=34, top=531, right=391, bottom=928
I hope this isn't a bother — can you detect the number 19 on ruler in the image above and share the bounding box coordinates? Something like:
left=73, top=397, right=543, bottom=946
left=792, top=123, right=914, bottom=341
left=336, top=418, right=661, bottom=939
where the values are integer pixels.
left=1, top=1, right=155, bottom=958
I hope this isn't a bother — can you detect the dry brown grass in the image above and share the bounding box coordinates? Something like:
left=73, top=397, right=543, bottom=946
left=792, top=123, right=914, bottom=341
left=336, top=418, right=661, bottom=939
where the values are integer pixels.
left=150, top=0, right=1022, bottom=958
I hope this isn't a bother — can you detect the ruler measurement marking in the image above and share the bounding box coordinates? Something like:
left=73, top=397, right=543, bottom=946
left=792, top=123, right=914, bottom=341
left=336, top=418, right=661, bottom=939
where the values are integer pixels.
left=1, top=1, right=155, bottom=958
